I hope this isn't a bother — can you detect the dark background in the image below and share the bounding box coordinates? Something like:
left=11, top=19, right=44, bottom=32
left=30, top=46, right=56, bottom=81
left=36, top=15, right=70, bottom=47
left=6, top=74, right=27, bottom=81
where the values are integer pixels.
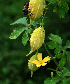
left=0, top=0, right=70, bottom=84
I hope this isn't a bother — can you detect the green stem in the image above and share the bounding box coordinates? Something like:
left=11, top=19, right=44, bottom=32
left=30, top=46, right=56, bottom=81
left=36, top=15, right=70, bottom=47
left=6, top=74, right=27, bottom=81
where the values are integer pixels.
left=40, top=16, right=43, bottom=27
left=37, top=49, right=38, bottom=54
left=43, top=2, right=52, bottom=20
left=44, top=43, right=59, bottom=67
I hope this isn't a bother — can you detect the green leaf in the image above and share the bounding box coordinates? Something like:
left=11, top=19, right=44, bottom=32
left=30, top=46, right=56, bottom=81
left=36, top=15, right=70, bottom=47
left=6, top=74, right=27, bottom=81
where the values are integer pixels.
left=59, top=55, right=66, bottom=69
left=59, top=7, right=65, bottom=18
left=56, top=53, right=63, bottom=59
left=47, top=41, right=58, bottom=49
left=66, top=51, right=70, bottom=66
left=26, top=28, right=33, bottom=34
left=48, top=33, right=62, bottom=44
left=47, top=0, right=57, bottom=4
left=62, top=67, right=70, bottom=77
left=56, top=71, right=62, bottom=76
left=9, top=27, right=26, bottom=39
left=54, top=45, right=61, bottom=54
left=10, top=17, right=28, bottom=26
left=31, top=18, right=41, bottom=26
left=62, top=79, right=68, bottom=84
left=22, top=33, right=29, bottom=46
left=44, top=77, right=60, bottom=84
left=58, top=1, right=69, bottom=18
left=67, top=77, right=70, bottom=84
left=65, top=40, right=70, bottom=49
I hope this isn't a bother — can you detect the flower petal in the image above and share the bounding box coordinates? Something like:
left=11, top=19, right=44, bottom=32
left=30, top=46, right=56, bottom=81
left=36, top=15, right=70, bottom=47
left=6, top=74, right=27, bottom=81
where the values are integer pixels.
left=37, top=53, right=42, bottom=61
left=36, top=63, right=41, bottom=67
left=43, top=56, right=51, bottom=62
left=42, top=63, right=47, bottom=66
left=31, top=60, right=42, bottom=67
left=31, top=60, right=39, bottom=64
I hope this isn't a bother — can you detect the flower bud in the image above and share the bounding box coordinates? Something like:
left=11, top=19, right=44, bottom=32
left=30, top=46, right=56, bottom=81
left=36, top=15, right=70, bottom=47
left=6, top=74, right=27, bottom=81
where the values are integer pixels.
left=28, top=53, right=38, bottom=77
left=28, top=0, right=45, bottom=23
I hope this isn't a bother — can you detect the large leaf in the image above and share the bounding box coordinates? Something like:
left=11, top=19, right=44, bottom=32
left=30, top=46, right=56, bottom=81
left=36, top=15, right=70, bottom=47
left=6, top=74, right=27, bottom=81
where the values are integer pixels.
left=10, top=17, right=28, bottom=26
left=47, top=41, right=58, bottom=49
left=9, top=27, right=26, bottom=39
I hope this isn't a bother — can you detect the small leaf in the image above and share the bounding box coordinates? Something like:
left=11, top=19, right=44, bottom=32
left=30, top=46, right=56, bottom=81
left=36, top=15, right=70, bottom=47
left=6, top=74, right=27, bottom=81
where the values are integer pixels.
left=47, top=41, right=58, bottom=49
left=56, top=53, right=63, bottom=59
left=31, top=18, right=41, bottom=26
left=54, top=45, right=61, bottom=54
left=26, top=28, right=33, bottom=34
left=59, top=7, right=65, bottom=18
left=10, top=17, right=28, bottom=26
left=9, top=27, right=26, bottom=39
left=44, top=77, right=60, bottom=84
left=65, top=40, right=70, bottom=49
left=58, top=1, right=69, bottom=18
left=22, top=33, right=29, bottom=46
left=66, top=51, right=70, bottom=66
left=48, top=33, right=62, bottom=44
left=62, top=67, right=70, bottom=77
left=59, top=55, right=66, bottom=69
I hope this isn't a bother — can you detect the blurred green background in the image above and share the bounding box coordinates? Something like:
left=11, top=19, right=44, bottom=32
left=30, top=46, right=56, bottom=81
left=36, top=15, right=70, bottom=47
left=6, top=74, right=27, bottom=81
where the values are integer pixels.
left=0, top=0, right=70, bottom=84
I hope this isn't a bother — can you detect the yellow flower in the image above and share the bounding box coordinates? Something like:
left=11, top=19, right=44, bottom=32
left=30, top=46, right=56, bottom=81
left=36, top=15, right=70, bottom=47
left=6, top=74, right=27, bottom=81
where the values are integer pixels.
left=31, top=53, right=51, bottom=67
left=28, top=0, right=45, bottom=23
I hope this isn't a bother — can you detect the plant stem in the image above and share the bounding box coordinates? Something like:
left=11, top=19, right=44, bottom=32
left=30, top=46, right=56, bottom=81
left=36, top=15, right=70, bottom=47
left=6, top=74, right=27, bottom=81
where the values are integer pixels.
left=44, top=43, right=59, bottom=67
